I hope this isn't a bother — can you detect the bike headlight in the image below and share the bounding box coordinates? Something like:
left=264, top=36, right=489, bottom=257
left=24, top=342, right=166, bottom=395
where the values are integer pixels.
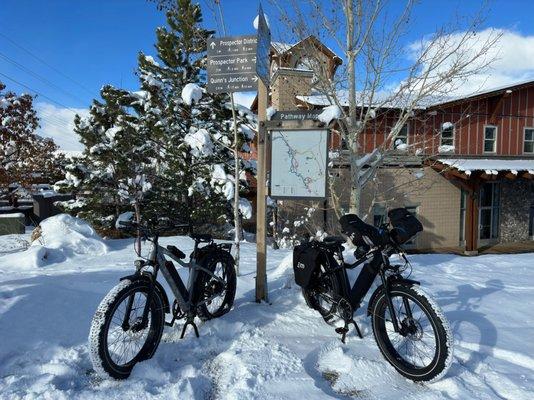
left=134, top=259, right=146, bottom=269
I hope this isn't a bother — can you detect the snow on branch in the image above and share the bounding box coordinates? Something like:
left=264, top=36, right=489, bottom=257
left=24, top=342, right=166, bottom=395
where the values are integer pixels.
left=318, top=105, right=341, bottom=125
left=181, top=83, right=203, bottom=106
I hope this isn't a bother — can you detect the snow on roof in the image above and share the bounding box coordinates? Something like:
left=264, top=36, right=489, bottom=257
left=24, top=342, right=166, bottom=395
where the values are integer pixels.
left=271, top=41, right=292, bottom=53
left=438, top=158, right=534, bottom=175
left=297, top=91, right=433, bottom=109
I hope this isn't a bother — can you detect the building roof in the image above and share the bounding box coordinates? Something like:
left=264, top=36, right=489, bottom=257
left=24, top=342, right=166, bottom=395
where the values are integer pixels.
left=437, top=158, right=534, bottom=175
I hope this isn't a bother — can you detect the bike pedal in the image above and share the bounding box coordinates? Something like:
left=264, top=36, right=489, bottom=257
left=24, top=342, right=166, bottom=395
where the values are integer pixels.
left=335, top=327, right=349, bottom=335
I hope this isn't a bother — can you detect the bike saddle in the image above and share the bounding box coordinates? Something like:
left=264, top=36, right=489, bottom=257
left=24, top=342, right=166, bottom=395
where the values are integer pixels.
left=322, top=236, right=345, bottom=247
left=190, top=233, right=212, bottom=243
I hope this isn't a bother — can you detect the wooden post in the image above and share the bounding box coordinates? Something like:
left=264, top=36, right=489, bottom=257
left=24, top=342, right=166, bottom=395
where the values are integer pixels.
left=255, top=79, right=269, bottom=302
left=465, top=184, right=479, bottom=255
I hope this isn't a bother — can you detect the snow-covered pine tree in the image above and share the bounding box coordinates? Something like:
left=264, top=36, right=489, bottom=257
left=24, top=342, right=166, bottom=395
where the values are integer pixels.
left=0, top=81, right=64, bottom=195
left=57, top=0, right=255, bottom=235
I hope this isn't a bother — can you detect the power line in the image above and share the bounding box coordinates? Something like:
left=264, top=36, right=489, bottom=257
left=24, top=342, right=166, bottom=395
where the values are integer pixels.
left=0, top=71, right=79, bottom=113
left=0, top=51, right=88, bottom=105
left=0, top=31, right=95, bottom=96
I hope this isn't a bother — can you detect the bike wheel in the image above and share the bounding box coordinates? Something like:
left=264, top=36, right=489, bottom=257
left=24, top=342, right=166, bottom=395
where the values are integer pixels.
left=89, top=279, right=164, bottom=379
left=302, top=261, right=344, bottom=326
left=197, top=253, right=236, bottom=321
left=370, top=284, right=453, bottom=382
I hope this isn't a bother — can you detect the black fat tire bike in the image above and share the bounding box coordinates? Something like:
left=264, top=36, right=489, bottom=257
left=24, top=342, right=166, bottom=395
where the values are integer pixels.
left=294, top=208, right=453, bottom=382
left=89, top=220, right=236, bottom=379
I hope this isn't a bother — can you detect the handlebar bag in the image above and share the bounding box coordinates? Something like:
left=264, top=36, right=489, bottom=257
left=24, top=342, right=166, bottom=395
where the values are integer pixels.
left=293, top=242, right=321, bottom=288
left=339, top=214, right=382, bottom=246
left=388, top=207, right=423, bottom=244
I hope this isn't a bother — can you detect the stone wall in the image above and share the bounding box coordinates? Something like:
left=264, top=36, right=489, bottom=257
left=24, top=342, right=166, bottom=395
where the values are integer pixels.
left=500, top=180, right=533, bottom=243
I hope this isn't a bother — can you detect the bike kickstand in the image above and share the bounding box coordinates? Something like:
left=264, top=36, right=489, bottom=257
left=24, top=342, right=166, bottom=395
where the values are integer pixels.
left=180, top=319, right=200, bottom=339
left=350, top=319, right=364, bottom=339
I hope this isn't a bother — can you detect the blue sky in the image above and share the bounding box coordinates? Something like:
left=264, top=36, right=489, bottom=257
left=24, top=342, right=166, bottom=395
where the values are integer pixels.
left=2, top=0, right=534, bottom=150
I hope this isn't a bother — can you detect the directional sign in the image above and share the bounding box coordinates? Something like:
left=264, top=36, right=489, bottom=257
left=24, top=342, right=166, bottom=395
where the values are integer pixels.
left=207, top=35, right=258, bottom=93
left=256, top=4, right=271, bottom=87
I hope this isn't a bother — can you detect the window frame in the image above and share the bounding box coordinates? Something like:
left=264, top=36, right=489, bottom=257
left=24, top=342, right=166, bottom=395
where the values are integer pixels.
left=523, top=127, right=534, bottom=154
left=483, top=125, right=498, bottom=154
left=440, top=123, right=455, bottom=148
left=393, top=124, right=409, bottom=149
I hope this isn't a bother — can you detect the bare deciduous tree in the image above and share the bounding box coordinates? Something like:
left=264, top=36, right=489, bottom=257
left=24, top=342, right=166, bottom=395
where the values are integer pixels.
left=271, top=0, right=500, bottom=215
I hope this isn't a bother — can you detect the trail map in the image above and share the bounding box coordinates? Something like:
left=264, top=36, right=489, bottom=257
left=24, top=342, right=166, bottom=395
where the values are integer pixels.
left=270, top=129, right=328, bottom=198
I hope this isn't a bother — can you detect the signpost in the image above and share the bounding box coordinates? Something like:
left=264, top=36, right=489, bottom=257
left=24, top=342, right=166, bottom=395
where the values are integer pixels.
left=206, top=5, right=271, bottom=302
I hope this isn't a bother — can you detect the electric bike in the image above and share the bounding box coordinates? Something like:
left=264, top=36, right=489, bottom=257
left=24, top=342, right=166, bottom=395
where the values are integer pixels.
left=293, top=208, right=453, bottom=382
left=89, top=220, right=236, bottom=379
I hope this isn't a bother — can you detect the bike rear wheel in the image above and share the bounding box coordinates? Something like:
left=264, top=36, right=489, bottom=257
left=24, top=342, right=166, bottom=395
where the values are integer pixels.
left=302, top=261, right=346, bottom=326
left=89, top=279, right=164, bottom=379
left=370, top=284, right=453, bottom=382
left=197, top=253, right=236, bottom=321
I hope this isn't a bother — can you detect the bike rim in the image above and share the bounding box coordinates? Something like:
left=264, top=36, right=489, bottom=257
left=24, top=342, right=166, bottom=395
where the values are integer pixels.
left=205, top=261, right=227, bottom=314
left=106, top=291, right=152, bottom=367
left=381, top=294, right=438, bottom=369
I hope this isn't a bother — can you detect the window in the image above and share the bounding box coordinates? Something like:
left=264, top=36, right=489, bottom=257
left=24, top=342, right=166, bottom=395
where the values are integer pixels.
left=440, top=122, right=455, bottom=147
left=394, top=124, right=408, bottom=149
left=484, top=126, right=497, bottom=153
left=524, top=128, right=534, bottom=153
left=479, top=182, right=500, bottom=241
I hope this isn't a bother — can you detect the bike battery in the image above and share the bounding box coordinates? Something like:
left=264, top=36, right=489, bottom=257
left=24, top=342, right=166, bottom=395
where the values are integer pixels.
left=161, top=260, right=189, bottom=302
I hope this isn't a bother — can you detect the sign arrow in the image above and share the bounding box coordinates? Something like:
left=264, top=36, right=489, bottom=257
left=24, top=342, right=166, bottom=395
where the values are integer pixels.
left=210, top=42, right=216, bottom=49
left=252, top=76, right=259, bottom=82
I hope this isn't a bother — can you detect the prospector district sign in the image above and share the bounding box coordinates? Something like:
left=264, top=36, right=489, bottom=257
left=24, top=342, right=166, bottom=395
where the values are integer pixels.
left=270, top=129, right=328, bottom=199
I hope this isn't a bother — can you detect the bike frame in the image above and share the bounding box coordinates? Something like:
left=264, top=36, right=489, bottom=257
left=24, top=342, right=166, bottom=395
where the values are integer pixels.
left=325, top=240, right=418, bottom=335
left=122, top=232, right=229, bottom=330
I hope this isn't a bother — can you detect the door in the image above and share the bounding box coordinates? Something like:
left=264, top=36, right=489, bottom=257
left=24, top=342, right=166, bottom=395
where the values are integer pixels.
left=479, top=182, right=500, bottom=244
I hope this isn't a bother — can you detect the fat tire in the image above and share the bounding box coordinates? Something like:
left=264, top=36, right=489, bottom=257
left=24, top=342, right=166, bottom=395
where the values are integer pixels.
left=370, top=284, right=453, bottom=382
left=89, top=279, right=164, bottom=380
left=197, top=252, right=237, bottom=321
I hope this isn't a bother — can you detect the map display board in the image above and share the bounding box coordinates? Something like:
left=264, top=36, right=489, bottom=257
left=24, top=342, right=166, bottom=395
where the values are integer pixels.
left=270, top=129, right=328, bottom=199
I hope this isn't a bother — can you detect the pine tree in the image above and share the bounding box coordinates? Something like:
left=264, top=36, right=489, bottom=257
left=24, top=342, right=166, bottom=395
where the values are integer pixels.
left=0, top=81, right=64, bottom=195
left=58, top=0, right=254, bottom=234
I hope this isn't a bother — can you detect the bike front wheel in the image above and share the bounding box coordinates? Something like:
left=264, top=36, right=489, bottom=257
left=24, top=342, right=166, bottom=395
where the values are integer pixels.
left=370, top=284, right=453, bottom=382
left=89, top=279, right=164, bottom=379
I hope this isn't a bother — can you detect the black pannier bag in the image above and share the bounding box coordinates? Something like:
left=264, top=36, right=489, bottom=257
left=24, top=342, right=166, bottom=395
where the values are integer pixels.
left=339, top=214, right=383, bottom=246
left=293, top=242, right=321, bottom=288
left=388, top=207, right=423, bottom=244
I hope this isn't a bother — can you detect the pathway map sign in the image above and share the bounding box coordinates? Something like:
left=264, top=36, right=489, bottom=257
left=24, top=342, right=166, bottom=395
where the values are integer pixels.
left=270, top=129, right=328, bottom=199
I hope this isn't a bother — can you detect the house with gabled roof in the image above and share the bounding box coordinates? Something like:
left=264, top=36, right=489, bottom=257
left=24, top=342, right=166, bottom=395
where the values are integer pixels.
left=247, top=35, right=534, bottom=254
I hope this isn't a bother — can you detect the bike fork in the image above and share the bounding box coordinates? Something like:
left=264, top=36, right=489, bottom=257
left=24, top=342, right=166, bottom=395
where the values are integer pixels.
left=380, top=271, right=402, bottom=333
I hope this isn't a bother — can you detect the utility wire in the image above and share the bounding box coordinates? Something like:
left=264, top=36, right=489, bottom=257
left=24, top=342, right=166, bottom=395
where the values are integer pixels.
left=0, top=31, right=95, bottom=96
left=0, top=71, right=80, bottom=113
left=0, top=51, right=88, bottom=106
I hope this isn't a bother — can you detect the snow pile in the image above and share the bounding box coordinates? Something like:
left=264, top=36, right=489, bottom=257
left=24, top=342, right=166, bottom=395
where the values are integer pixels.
left=318, top=105, right=341, bottom=125
left=211, top=164, right=234, bottom=200
left=2, top=214, right=107, bottom=269
left=181, top=83, right=203, bottom=106
left=442, top=121, right=454, bottom=130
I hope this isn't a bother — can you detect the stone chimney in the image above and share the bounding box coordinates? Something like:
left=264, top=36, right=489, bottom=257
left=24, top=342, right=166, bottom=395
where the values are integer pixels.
left=270, top=68, right=313, bottom=110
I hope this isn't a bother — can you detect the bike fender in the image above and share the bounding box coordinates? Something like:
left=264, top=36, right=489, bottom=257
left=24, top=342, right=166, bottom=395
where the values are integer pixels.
left=366, top=277, right=420, bottom=316
left=119, top=273, right=171, bottom=314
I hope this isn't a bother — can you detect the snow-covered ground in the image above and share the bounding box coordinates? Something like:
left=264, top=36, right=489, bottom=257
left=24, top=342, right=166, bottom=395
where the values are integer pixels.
left=1, top=225, right=534, bottom=399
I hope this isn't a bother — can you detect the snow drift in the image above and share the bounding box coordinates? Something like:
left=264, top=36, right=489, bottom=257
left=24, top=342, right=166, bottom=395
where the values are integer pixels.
left=2, top=214, right=107, bottom=269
